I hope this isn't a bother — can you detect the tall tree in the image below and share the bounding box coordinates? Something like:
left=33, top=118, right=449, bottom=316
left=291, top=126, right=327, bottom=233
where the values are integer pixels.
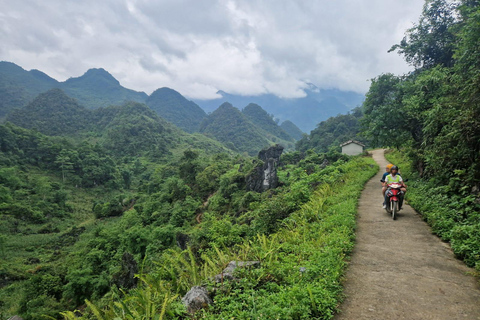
left=389, top=0, right=458, bottom=69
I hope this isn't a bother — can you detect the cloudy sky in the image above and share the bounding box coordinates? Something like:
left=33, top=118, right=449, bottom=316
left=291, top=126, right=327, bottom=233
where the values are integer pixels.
left=1, top=0, right=424, bottom=99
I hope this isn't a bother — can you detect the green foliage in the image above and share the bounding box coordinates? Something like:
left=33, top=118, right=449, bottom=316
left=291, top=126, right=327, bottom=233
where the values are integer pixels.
left=389, top=0, right=458, bottom=69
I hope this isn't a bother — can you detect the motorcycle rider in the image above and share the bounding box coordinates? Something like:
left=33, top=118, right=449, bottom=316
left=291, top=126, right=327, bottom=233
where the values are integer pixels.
left=383, top=165, right=407, bottom=209
left=381, top=164, right=394, bottom=208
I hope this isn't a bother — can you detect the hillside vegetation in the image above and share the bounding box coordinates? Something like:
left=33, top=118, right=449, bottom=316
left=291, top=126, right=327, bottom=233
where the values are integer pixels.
left=0, top=110, right=375, bottom=319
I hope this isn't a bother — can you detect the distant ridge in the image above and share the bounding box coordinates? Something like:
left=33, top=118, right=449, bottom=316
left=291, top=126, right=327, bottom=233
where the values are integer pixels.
left=242, top=103, right=294, bottom=142
left=193, top=86, right=365, bottom=132
left=280, top=120, right=304, bottom=140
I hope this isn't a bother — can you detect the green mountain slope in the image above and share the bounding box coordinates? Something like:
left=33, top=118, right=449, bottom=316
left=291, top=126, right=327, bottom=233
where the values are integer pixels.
left=6, top=88, right=92, bottom=136
left=0, top=61, right=59, bottom=117
left=199, top=102, right=270, bottom=155
left=62, top=68, right=148, bottom=108
left=146, top=87, right=206, bottom=133
left=242, top=103, right=293, bottom=142
left=0, top=62, right=148, bottom=116
left=280, top=120, right=304, bottom=140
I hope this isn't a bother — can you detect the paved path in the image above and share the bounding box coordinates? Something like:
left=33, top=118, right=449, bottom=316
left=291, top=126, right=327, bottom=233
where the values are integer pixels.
left=335, top=149, right=480, bottom=320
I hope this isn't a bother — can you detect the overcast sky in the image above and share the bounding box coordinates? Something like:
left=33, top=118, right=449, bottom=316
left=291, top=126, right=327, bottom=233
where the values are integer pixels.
left=1, top=0, right=424, bottom=99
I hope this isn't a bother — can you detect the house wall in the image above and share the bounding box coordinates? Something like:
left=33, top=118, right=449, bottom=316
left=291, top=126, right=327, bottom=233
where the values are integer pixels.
left=342, top=143, right=363, bottom=155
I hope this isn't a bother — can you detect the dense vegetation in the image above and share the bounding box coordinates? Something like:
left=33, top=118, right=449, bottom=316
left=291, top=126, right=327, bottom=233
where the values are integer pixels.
left=0, top=110, right=375, bottom=318
left=60, top=153, right=376, bottom=320
left=363, top=0, right=480, bottom=272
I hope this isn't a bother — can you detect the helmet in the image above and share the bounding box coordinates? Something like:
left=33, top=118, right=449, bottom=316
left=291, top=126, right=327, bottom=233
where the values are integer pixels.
left=391, top=165, right=398, bottom=171
left=386, top=164, right=393, bottom=170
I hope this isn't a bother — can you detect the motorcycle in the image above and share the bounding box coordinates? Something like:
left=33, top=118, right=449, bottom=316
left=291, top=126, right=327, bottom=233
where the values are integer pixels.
left=385, top=182, right=404, bottom=220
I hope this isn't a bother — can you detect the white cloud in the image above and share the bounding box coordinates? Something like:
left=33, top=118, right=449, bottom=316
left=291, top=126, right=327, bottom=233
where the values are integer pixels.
left=0, top=0, right=425, bottom=98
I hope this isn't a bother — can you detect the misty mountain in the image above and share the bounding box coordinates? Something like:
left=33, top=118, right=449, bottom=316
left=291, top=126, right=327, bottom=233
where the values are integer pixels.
left=194, top=85, right=365, bottom=132
left=146, top=87, right=206, bottom=133
left=280, top=120, right=304, bottom=141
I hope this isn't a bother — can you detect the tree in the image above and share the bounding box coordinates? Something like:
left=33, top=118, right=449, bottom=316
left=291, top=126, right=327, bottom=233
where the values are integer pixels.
left=55, top=150, right=74, bottom=183
left=361, top=74, right=411, bottom=149
left=389, top=0, right=458, bottom=69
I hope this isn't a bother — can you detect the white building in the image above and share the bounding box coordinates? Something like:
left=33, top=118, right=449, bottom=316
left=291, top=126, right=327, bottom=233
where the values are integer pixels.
left=340, top=140, right=365, bottom=155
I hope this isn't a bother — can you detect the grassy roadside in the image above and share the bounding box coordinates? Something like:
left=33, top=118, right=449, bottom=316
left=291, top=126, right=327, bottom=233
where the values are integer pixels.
left=385, top=150, right=480, bottom=275
left=66, top=155, right=378, bottom=320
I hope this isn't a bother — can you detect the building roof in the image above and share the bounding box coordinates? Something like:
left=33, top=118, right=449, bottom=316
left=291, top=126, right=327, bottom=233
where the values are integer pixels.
left=340, top=140, right=365, bottom=147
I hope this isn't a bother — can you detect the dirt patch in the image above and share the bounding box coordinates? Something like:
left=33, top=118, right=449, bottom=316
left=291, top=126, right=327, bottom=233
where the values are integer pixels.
left=335, top=149, right=480, bottom=320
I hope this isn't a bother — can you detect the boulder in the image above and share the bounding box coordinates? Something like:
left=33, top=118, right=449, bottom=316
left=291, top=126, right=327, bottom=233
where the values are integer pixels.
left=182, top=286, right=212, bottom=314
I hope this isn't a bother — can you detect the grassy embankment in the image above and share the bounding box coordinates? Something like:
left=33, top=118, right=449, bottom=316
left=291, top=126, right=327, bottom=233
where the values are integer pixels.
left=63, top=155, right=378, bottom=320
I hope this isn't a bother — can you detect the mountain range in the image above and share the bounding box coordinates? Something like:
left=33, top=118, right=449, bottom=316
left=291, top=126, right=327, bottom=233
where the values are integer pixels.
left=0, top=61, right=364, bottom=133
left=193, top=85, right=365, bottom=132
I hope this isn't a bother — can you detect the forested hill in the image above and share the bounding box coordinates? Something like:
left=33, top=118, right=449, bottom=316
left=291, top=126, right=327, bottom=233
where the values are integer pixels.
left=199, top=102, right=272, bottom=155
left=0, top=61, right=58, bottom=117
left=242, top=103, right=294, bottom=142
left=280, top=120, right=304, bottom=140
left=146, top=87, right=207, bottom=133
left=0, top=62, right=148, bottom=116
left=6, top=88, right=92, bottom=136
left=61, top=68, right=148, bottom=109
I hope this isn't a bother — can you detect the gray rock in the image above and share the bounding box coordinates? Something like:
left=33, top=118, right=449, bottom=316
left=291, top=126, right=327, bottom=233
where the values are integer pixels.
left=112, top=252, right=138, bottom=289
left=212, top=261, right=261, bottom=283
left=222, top=260, right=261, bottom=274
left=8, top=316, right=24, bottom=320
left=246, top=144, right=284, bottom=192
left=182, top=286, right=212, bottom=314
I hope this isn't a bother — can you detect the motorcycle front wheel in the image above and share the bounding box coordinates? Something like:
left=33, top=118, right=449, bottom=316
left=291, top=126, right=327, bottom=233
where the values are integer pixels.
left=392, top=201, right=398, bottom=220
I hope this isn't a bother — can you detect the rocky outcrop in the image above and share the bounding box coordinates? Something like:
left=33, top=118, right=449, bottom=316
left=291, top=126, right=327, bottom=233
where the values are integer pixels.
left=182, top=286, right=213, bottom=314
left=112, top=252, right=138, bottom=289
left=246, top=144, right=284, bottom=192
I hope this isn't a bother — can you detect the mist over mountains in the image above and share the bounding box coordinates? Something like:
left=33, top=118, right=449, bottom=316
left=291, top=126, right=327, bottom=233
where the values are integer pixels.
left=0, top=61, right=364, bottom=133
left=194, top=85, right=365, bottom=132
